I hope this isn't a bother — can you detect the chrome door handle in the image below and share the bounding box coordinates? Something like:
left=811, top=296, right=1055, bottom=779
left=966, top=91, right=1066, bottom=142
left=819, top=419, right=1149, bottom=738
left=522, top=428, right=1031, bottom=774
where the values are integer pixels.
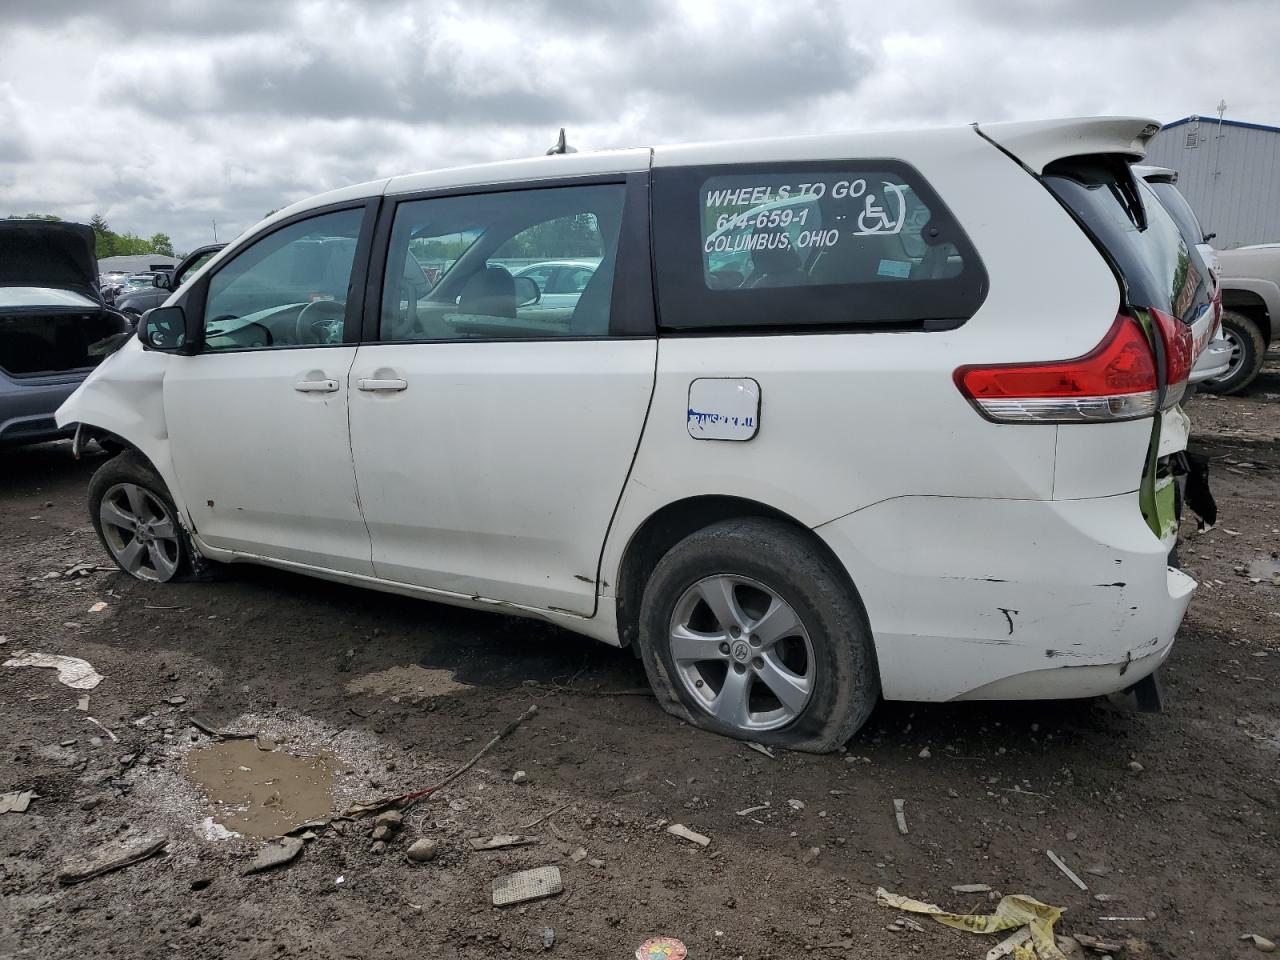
left=294, top=379, right=339, bottom=393
left=357, top=378, right=408, bottom=392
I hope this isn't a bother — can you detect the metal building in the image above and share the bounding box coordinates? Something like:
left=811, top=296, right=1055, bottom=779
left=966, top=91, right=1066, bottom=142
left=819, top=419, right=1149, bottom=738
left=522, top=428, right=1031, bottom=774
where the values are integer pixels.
left=1144, top=116, right=1280, bottom=249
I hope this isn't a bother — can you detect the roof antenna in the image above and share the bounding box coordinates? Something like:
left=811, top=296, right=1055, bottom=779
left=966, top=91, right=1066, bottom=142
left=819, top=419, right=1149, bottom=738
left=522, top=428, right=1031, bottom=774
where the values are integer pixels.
left=546, top=128, right=577, bottom=155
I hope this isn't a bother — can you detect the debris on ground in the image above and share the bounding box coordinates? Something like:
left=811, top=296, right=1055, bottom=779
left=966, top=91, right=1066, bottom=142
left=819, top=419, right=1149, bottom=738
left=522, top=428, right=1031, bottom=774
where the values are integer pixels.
left=491, top=865, right=562, bottom=906
left=802, top=846, right=821, bottom=865
left=570, top=847, right=588, bottom=862
left=243, top=836, right=305, bottom=874
left=877, top=886, right=1066, bottom=959
left=406, top=838, right=439, bottom=863
left=736, top=802, right=770, bottom=817
left=1046, top=850, right=1089, bottom=891
left=665, top=823, right=710, bottom=847
left=89, top=601, right=108, bottom=613
left=745, top=741, right=775, bottom=759
left=952, top=883, right=994, bottom=893
left=635, top=936, right=687, bottom=960
left=85, top=716, right=118, bottom=742
left=513, top=769, right=529, bottom=784
left=893, top=798, right=909, bottom=835
left=372, top=809, right=403, bottom=841
left=787, top=798, right=805, bottom=812
left=58, top=837, right=169, bottom=885
left=468, top=834, right=540, bottom=851
left=542, top=927, right=555, bottom=950
left=1072, top=933, right=1124, bottom=953
left=76, top=695, right=89, bottom=711
left=344, top=704, right=538, bottom=817
left=1240, top=933, right=1277, bottom=953
left=0, top=790, right=37, bottom=813
left=4, top=651, right=103, bottom=689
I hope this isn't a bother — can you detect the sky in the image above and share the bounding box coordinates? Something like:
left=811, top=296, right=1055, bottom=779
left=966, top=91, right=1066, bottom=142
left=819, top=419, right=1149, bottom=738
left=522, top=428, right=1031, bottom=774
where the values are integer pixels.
left=1, top=0, right=1278, bottom=253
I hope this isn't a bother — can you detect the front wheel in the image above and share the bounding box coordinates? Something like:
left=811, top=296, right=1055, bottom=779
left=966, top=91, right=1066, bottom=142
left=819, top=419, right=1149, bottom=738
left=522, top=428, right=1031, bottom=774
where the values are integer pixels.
left=88, top=452, right=198, bottom=583
left=638, top=518, right=879, bottom=753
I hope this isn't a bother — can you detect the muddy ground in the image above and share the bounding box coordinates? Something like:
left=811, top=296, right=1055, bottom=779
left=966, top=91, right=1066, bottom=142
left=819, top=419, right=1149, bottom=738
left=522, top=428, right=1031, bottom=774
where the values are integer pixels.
left=1, top=353, right=1277, bottom=960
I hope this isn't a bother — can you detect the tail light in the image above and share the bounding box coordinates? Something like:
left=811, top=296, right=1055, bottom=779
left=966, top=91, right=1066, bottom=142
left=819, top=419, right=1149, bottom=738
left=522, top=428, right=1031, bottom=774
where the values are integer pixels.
left=954, top=315, right=1157, bottom=423
left=1151, top=307, right=1193, bottom=408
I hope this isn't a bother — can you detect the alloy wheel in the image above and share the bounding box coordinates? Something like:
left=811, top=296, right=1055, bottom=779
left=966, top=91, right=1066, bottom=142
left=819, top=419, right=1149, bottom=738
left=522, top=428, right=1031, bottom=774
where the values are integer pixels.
left=668, top=574, right=814, bottom=732
left=98, top=482, right=181, bottom=582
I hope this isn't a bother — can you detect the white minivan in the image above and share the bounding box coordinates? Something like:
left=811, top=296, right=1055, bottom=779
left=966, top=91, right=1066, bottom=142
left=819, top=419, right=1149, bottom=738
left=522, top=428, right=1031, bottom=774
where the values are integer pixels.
left=59, top=117, right=1208, bottom=752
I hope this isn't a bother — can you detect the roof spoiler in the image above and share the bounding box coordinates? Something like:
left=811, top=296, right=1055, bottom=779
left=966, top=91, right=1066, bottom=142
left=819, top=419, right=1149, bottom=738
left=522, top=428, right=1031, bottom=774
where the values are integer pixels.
left=974, top=116, right=1161, bottom=174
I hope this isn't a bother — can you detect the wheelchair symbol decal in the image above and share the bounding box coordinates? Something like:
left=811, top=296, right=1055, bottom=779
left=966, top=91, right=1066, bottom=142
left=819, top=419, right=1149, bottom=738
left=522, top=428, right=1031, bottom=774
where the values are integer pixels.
left=853, top=182, right=908, bottom=236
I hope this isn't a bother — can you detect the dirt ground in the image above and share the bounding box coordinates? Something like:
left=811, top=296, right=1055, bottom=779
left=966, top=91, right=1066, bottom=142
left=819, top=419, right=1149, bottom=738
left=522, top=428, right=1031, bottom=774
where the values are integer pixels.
left=1, top=354, right=1277, bottom=960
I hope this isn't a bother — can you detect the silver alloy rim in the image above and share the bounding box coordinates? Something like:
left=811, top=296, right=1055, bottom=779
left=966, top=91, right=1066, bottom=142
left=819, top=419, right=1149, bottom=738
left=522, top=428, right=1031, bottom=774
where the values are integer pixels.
left=1218, top=327, right=1246, bottom=382
left=668, top=574, right=814, bottom=732
left=98, top=482, right=181, bottom=582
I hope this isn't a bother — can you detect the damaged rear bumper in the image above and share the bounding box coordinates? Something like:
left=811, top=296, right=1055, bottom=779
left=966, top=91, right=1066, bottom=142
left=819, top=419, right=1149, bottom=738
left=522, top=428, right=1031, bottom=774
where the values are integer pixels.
left=815, top=492, right=1196, bottom=703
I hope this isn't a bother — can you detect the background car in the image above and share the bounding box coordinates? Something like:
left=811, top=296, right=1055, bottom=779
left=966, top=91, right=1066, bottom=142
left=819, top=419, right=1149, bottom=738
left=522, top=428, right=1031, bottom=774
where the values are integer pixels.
left=1208, top=243, right=1280, bottom=393
left=512, top=258, right=599, bottom=310
left=114, top=243, right=226, bottom=317
left=1, top=220, right=132, bottom=445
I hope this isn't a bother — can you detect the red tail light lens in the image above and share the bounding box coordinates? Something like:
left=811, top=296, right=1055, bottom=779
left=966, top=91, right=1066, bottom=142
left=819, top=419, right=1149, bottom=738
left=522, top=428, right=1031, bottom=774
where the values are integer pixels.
left=1151, top=307, right=1193, bottom=408
left=954, top=315, right=1158, bottom=423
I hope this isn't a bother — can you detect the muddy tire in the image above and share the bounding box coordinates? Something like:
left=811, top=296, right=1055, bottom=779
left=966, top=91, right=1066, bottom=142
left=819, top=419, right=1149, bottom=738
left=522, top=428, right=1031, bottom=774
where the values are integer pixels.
left=88, top=451, right=214, bottom=583
left=637, top=518, right=879, bottom=753
left=1202, top=310, right=1266, bottom=395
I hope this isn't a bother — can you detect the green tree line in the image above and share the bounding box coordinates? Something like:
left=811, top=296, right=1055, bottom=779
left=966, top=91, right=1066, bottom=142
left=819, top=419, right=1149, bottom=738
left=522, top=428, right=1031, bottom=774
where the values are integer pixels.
left=4, top=212, right=176, bottom=258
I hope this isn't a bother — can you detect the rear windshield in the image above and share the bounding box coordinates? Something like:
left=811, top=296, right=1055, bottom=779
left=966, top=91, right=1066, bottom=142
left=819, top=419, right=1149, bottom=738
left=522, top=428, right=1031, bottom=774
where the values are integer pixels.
left=1043, top=157, right=1212, bottom=326
left=652, top=160, right=987, bottom=332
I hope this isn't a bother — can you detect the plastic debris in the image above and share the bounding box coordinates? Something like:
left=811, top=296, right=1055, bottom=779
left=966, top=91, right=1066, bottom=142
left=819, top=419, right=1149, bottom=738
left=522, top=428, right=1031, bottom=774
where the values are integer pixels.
left=0, top=790, right=37, bottom=814
left=877, top=886, right=1066, bottom=960
left=1046, top=850, right=1088, bottom=891
left=636, top=937, right=687, bottom=960
left=736, top=803, right=770, bottom=817
left=58, top=837, right=168, bottom=885
left=4, top=652, right=102, bottom=689
left=89, top=601, right=108, bottom=613
left=665, top=823, right=710, bottom=847
left=745, top=741, right=775, bottom=759
left=491, top=866, right=562, bottom=906
left=542, top=927, right=555, bottom=950
left=893, top=798, right=909, bottom=835
left=85, top=717, right=119, bottom=742
left=953, top=883, right=994, bottom=894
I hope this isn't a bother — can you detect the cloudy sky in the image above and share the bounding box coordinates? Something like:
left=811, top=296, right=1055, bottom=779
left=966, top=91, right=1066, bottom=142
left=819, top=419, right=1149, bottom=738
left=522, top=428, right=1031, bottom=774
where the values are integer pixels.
left=2, top=0, right=1278, bottom=253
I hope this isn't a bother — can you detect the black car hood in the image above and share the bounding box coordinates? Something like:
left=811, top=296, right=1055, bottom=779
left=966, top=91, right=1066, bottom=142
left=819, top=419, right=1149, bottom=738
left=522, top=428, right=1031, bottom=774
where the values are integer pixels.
left=0, top=220, right=102, bottom=300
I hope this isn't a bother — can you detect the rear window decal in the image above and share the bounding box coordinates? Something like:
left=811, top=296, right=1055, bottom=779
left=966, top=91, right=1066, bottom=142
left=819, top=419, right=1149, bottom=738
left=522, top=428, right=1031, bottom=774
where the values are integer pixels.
left=877, top=259, right=912, bottom=279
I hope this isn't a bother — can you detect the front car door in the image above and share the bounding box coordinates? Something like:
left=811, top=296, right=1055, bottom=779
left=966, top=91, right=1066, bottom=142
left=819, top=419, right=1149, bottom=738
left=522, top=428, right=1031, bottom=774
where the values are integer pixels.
left=163, top=202, right=378, bottom=575
left=348, top=174, right=656, bottom=614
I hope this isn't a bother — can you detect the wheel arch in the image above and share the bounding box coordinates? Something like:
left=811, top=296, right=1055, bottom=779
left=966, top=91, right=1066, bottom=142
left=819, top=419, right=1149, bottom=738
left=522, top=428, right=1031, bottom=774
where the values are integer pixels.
left=612, top=494, right=865, bottom=650
left=1221, top=283, right=1275, bottom=344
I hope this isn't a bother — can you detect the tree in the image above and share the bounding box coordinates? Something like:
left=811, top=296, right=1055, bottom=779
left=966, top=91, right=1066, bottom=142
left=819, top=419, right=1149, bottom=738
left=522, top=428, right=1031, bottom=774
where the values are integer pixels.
left=90, top=214, right=116, bottom=257
left=149, top=233, right=175, bottom=257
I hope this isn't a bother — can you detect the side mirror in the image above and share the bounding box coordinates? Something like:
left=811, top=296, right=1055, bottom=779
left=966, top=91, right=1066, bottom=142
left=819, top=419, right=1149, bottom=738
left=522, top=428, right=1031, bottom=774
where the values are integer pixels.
left=513, top=275, right=541, bottom=307
left=139, top=305, right=189, bottom=353
left=152, top=272, right=173, bottom=291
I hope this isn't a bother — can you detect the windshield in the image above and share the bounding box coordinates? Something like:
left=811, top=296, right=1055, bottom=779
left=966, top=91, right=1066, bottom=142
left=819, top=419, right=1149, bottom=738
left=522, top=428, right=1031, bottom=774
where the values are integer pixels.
left=0, top=287, right=100, bottom=309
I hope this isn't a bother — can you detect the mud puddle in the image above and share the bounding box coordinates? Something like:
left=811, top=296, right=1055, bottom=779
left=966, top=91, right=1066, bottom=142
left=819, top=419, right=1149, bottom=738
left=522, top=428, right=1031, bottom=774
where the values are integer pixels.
left=185, top=739, right=335, bottom=838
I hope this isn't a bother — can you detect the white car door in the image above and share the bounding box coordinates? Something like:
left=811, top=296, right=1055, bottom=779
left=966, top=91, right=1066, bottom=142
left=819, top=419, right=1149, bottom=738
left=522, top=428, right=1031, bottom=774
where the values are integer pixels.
left=348, top=177, right=656, bottom=614
left=164, top=203, right=378, bottom=575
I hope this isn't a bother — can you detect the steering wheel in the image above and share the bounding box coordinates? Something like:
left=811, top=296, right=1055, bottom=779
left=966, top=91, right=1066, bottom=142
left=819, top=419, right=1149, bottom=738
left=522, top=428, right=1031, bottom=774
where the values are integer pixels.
left=295, top=299, right=346, bottom=345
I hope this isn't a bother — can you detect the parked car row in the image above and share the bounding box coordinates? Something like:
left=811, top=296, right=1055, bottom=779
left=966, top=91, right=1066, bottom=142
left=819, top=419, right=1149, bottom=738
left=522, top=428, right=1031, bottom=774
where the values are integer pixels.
left=56, top=116, right=1214, bottom=751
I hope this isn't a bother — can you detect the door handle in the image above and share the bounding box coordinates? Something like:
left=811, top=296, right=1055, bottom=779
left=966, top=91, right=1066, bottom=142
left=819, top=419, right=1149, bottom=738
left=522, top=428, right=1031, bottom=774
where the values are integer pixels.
left=357, top=378, right=408, bottom=392
left=294, top=379, right=339, bottom=393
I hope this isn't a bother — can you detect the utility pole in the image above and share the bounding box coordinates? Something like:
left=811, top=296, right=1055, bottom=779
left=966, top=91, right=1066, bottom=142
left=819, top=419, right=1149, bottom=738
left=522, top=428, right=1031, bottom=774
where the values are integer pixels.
left=1207, top=99, right=1227, bottom=232
left=212, top=219, right=218, bottom=243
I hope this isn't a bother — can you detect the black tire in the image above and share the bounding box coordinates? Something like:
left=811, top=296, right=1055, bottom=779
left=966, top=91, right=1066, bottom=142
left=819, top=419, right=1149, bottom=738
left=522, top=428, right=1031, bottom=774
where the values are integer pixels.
left=637, top=518, right=879, bottom=753
left=88, top=451, right=215, bottom=582
left=1201, top=310, right=1266, bottom=395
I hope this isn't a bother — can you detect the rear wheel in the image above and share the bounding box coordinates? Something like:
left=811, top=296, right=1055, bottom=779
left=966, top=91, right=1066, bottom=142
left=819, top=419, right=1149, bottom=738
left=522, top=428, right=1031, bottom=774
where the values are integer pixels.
left=637, top=518, right=879, bottom=753
left=1202, top=310, right=1266, bottom=395
left=88, top=452, right=204, bottom=582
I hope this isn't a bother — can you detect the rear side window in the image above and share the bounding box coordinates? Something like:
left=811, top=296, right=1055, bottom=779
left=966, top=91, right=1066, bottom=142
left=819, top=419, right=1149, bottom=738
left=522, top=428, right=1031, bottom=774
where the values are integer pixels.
left=1043, top=158, right=1212, bottom=326
left=1145, top=180, right=1207, bottom=250
left=652, top=161, right=987, bottom=332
